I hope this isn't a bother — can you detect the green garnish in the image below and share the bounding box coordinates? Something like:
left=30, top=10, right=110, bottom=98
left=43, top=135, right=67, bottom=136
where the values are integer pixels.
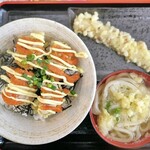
left=33, top=80, right=38, bottom=85
left=29, top=83, right=33, bottom=87
left=37, top=82, right=42, bottom=88
left=44, top=59, right=50, bottom=64
left=42, top=75, right=47, bottom=80
left=105, top=101, right=121, bottom=116
left=111, top=107, right=121, bottom=115
left=21, top=59, right=27, bottom=65
left=37, top=58, right=43, bottom=64
left=40, top=69, right=46, bottom=75
left=35, top=71, right=41, bottom=77
left=26, top=54, right=35, bottom=61
left=28, top=78, right=33, bottom=84
left=22, top=73, right=27, bottom=78
left=48, top=83, right=57, bottom=90
left=22, top=73, right=31, bottom=81
left=70, top=90, right=76, bottom=95
left=51, top=85, right=57, bottom=90
left=22, top=73, right=43, bottom=87
left=47, top=83, right=52, bottom=88
left=43, top=66, right=48, bottom=70
left=50, top=77, right=55, bottom=82
left=32, top=76, right=38, bottom=82
left=116, top=116, right=120, bottom=122
left=105, top=101, right=111, bottom=112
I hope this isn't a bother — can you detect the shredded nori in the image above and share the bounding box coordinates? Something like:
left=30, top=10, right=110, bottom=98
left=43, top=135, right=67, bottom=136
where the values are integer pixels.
left=63, top=105, right=72, bottom=110
left=12, top=104, right=34, bottom=116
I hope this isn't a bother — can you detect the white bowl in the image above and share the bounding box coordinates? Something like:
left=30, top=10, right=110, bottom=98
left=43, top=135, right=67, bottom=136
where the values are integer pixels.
left=0, top=18, right=96, bottom=145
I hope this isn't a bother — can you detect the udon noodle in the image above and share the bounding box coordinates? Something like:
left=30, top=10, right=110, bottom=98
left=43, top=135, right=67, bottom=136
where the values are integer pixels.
left=92, top=72, right=150, bottom=143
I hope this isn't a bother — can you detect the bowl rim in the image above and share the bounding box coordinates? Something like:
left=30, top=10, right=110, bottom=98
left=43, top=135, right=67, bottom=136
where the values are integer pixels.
left=90, top=69, right=150, bottom=149
left=0, top=18, right=97, bottom=145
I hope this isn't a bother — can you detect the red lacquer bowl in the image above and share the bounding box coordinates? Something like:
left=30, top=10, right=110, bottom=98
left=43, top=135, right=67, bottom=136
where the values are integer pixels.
left=90, top=69, right=150, bottom=149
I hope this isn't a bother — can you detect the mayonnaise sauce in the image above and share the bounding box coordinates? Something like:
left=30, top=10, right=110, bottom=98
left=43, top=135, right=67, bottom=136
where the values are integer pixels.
left=52, top=41, right=71, bottom=49
left=37, top=96, right=64, bottom=106
left=41, top=93, right=64, bottom=98
left=30, top=32, right=45, bottom=43
left=9, top=83, right=36, bottom=92
left=41, top=86, right=66, bottom=96
left=2, top=90, right=36, bottom=106
left=18, top=38, right=44, bottom=46
left=17, top=42, right=45, bottom=53
left=6, top=86, right=37, bottom=97
left=51, top=47, right=88, bottom=58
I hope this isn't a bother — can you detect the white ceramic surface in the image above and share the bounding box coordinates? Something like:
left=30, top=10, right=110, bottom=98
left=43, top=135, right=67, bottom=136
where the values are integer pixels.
left=0, top=18, right=96, bottom=145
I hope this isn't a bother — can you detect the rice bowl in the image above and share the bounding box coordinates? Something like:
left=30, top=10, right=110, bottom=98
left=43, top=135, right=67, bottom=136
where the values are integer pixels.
left=0, top=18, right=96, bottom=145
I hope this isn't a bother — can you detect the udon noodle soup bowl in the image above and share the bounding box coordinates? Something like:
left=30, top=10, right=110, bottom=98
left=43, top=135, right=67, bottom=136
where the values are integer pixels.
left=90, top=69, right=150, bottom=149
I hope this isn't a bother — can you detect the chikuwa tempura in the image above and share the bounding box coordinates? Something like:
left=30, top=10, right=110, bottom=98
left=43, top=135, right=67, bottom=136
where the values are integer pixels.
left=73, top=12, right=150, bottom=72
left=92, top=72, right=150, bottom=143
left=0, top=32, right=87, bottom=120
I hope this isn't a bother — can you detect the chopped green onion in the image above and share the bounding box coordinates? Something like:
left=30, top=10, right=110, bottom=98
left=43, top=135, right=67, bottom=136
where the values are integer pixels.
left=40, top=69, right=46, bottom=75
left=47, top=83, right=52, bottom=88
left=33, top=80, right=38, bottom=85
left=29, top=83, right=33, bottom=87
left=51, top=85, right=57, bottom=90
left=105, top=101, right=111, bottom=112
left=116, top=116, right=120, bottom=122
left=37, top=58, right=43, bottom=64
left=22, top=73, right=31, bottom=81
left=32, top=76, right=38, bottom=81
left=35, top=71, right=41, bottom=77
left=22, top=73, right=27, bottom=78
left=21, top=60, right=27, bottom=65
left=50, top=77, right=55, bottom=82
left=37, top=82, right=42, bottom=88
left=44, top=59, right=50, bottom=64
left=38, top=78, right=42, bottom=82
left=70, top=90, right=76, bottom=95
left=48, top=83, right=57, bottom=90
left=27, top=54, right=35, bottom=61
left=42, top=76, right=47, bottom=80
left=28, top=78, right=33, bottom=84
left=43, top=66, right=48, bottom=70
left=111, top=108, right=121, bottom=115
